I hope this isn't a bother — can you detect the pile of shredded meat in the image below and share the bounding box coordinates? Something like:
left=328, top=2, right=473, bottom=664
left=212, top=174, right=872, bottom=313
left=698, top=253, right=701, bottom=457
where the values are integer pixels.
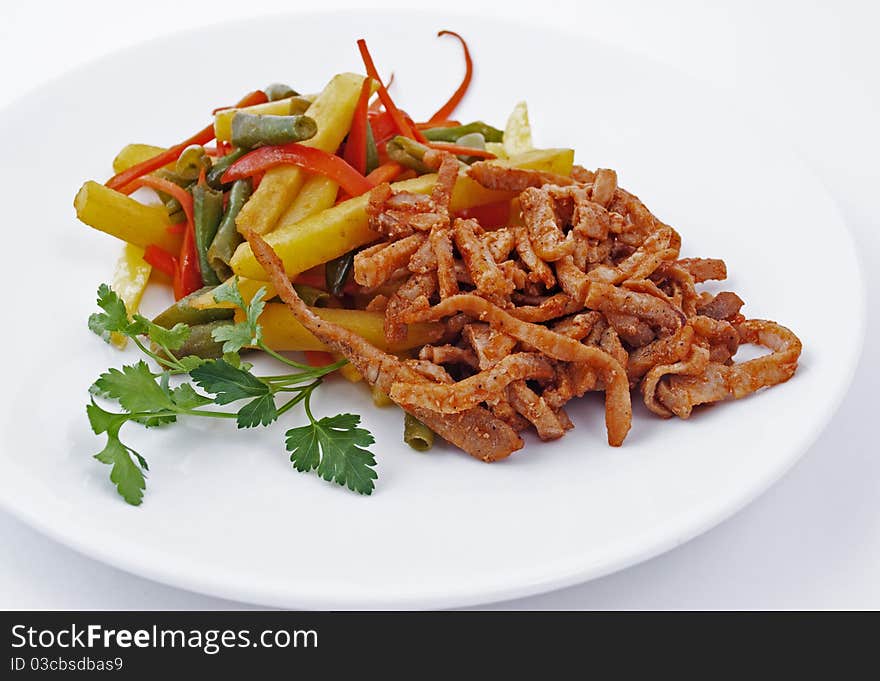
left=248, top=151, right=802, bottom=463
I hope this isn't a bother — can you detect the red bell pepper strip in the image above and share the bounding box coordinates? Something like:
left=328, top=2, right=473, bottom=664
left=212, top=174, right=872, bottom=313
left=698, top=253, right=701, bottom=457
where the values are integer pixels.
left=294, top=266, right=327, bottom=289
left=368, top=72, right=394, bottom=113
left=143, top=244, right=178, bottom=278
left=221, top=143, right=374, bottom=197
left=365, top=161, right=403, bottom=186
left=107, top=90, right=267, bottom=193
left=303, top=351, right=336, bottom=367
left=173, top=221, right=202, bottom=300
left=343, top=77, right=373, bottom=175
left=356, top=39, right=427, bottom=143
left=129, top=175, right=201, bottom=299
left=415, top=119, right=461, bottom=129
left=454, top=200, right=511, bottom=229
left=428, top=31, right=473, bottom=123
left=424, top=141, right=496, bottom=158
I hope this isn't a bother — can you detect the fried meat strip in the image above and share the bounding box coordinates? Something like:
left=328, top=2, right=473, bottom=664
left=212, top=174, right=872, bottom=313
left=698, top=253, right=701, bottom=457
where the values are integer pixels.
left=585, top=281, right=683, bottom=336
left=248, top=232, right=523, bottom=462
left=453, top=218, right=515, bottom=300
left=651, top=320, right=802, bottom=418
left=389, top=353, right=555, bottom=413
left=384, top=272, right=436, bottom=344
left=514, top=226, right=556, bottom=288
left=354, top=233, right=426, bottom=288
left=519, top=186, right=575, bottom=261
left=401, top=294, right=632, bottom=446
left=506, top=380, right=566, bottom=441
left=466, top=162, right=575, bottom=192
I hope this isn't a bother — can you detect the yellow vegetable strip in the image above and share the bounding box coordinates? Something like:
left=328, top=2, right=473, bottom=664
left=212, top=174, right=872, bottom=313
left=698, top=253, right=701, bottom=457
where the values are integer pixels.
left=234, top=73, right=367, bottom=236
left=230, top=147, right=575, bottom=280
left=112, top=144, right=170, bottom=174
left=252, top=304, right=443, bottom=353
left=74, top=181, right=182, bottom=253
left=109, top=244, right=152, bottom=348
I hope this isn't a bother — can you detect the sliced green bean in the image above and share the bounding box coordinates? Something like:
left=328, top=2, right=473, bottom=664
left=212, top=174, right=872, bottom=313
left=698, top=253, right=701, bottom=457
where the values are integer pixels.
left=153, top=170, right=191, bottom=222
left=293, top=284, right=332, bottom=307
left=421, top=121, right=503, bottom=143
left=206, top=147, right=248, bottom=189
left=365, top=123, right=379, bottom=174
left=325, top=251, right=354, bottom=296
left=404, top=413, right=434, bottom=451
left=386, top=136, right=468, bottom=173
left=230, top=113, right=318, bottom=149
left=175, top=144, right=212, bottom=180
left=264, top=83, right=298, bottom=101
left=192, top=184, right=224, bottom=287
left=207, top=179, right=251, bottom=281
left=152, top=287, right=234, bottom=328
left=172, top=320, right=230, bottom=359
left=385, top=136, right=432, bottom=174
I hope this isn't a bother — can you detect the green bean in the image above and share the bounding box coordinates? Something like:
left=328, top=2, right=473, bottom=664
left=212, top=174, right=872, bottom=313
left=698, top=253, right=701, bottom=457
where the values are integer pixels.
left=293, top=284, right=332, bottom=307
left=365, top=123, right=379, bottom=174
left=152, top=170, right=191, bottom=222
left=288, top=96, right=313, bottom=115
left=152, top=288, right=234, bottom=328
left=230, top=113, right=318, bottom=149
left=421, top=121, right=503, bottom=143
left=385, top=136, right=432, bottom=174
left=175, top=144, right=212, bottom=180
left=207, top=179, right=251, bottom=281
left=264, top=83, right=298, bottom=101
left=206, top=147, right=248, bottom=189
left=192, top=184, right=224, bottom=287
left=387, top=135, right=469, bottom=173
left=403, top=413, right=434, bottom=451
left=325, top=251, right=354, bottom=296
left=170, top=320, right=230, bottom=359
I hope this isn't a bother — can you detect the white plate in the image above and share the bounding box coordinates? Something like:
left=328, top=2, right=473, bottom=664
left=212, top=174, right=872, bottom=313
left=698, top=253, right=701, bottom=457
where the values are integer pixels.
left=0, top=11, right=865, bottom=609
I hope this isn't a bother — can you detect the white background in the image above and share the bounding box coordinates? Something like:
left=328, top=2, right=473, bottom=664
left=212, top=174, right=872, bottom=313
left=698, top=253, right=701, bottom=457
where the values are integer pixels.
left=1, top=0, right=877, bottom=609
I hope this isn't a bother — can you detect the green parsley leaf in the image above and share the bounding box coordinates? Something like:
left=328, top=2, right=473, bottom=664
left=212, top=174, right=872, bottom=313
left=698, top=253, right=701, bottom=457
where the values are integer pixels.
left=87, top=401, right=147, bottom=506
left=177, top=355, right=208, bottom=372
left=211, top=321, right=258, bottom=355
left=91, top=361, right=176, bottom=427
left=210, top=278, right=266, bottom=353
left=285, top=413, right=377, bottom=495
left=170, top=383, right=213, bottom=409
left=190, top=359, right=270, bottom=404
left=88, top=284, right=131, bottom=342
left=130, top=315, right=190, bottom=352
left=236, top=394, right=278, bottom=428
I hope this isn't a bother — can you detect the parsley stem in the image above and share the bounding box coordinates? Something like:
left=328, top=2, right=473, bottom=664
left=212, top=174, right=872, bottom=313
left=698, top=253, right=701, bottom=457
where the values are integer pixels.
left=256, top=341, right=314, bottom=370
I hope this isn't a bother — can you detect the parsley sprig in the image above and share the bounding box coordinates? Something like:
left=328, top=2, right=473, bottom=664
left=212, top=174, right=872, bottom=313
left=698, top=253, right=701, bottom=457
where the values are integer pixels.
left=87, top=280, right=378, bottom=505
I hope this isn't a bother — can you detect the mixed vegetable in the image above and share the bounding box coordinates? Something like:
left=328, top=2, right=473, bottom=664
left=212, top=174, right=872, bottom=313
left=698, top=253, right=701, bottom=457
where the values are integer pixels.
left=76, top=31, right=543, bottom=505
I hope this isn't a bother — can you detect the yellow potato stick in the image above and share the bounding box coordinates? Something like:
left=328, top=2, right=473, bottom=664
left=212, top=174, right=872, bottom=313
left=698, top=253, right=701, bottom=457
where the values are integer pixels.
left=74, top=181, right=182, bottom=253
left=251, top=304, right=444, bottom=354
left=336, top=355, right=364, bottom=383
left=230, top=147, right=575, bottom=280
left=112, top=144, right=169, bottom=174
left=275, top=174, right=340, bottom=230
left=234, top=73, right=367, bottom=236
left=109, top=244, right=152, bottom=348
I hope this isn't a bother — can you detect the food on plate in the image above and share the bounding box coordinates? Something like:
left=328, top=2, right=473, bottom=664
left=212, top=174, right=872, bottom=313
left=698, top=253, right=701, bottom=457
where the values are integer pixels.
left=74, top=31, right=802, bottom=505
